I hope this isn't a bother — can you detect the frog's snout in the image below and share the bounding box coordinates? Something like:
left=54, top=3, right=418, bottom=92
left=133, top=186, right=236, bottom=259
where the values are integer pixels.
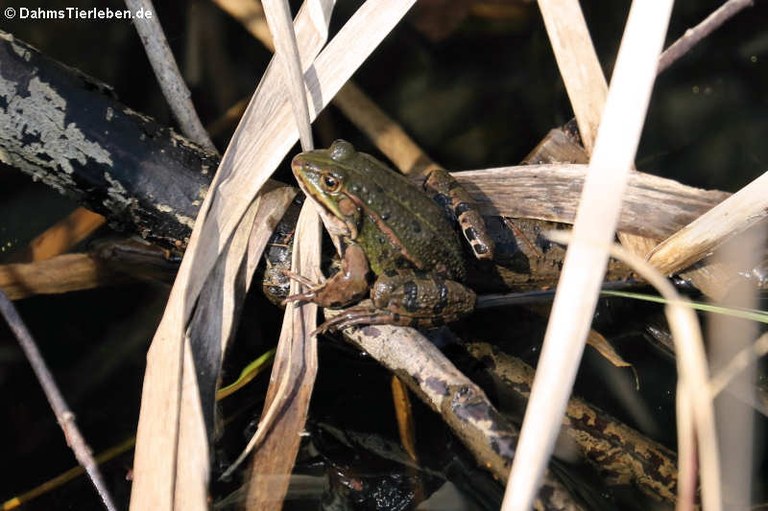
left=290, top=154, right=306, bottom=175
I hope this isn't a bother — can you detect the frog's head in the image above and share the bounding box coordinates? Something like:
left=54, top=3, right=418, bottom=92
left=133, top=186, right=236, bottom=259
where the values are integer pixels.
left=291, top=140, right=362, bottom=239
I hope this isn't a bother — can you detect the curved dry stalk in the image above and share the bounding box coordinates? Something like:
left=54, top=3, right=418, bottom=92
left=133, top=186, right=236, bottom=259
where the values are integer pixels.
left=123, top=0, right=215, bottom=151
left=548, top=230, right=722, bottom=511
left=0, top=291, right=118, bottom=511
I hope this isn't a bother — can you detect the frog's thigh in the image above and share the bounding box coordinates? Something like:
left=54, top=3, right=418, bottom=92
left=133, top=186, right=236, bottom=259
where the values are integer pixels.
left=371, top=272, right=476, bottom=321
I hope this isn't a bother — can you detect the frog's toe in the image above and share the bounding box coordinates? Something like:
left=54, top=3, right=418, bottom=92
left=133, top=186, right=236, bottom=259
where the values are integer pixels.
left=282, top=290, right=317, bottom=305
left=281, top=269, right=321, bottom=288
left=315, top=307, right=430, bottom=335
left=313, top=308, right=378, bottom=334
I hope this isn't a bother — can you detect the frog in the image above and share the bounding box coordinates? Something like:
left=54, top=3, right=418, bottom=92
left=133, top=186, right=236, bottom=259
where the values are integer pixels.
left=285, top=139, right=477, bottom=334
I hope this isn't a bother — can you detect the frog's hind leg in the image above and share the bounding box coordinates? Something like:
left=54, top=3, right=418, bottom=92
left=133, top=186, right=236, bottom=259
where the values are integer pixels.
left=313, top=271, right=476, bottom=334
left=371, top=271, right=476, bottom=322
left=421, top=167, right=495, bottom=260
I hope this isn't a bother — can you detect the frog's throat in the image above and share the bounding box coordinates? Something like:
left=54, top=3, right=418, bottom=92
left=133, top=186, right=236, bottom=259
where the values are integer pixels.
left=316, top=204, right=355, bottom=239
left=294, top=178, right=356, bottom=239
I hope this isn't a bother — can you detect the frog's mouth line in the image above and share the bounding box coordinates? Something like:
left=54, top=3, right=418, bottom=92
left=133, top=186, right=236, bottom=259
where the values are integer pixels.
left=291, top=172, right=355, bottom=240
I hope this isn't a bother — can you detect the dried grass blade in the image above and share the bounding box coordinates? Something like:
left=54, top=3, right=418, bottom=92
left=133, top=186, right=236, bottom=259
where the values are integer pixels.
left=535, top=0, right=607, bottom=152
left=501, top=2, right=675, bottom=509
left=707, top=227, right=764, bottom=506
left=230, top=0, right=419, bottom=491
left=646, top=170, right=768, bottom=274
left=262, top=0, right=314, bottom=150
left=131, top=1, right=334, bottom=505
left=244, top=203, right=321, bottom=510
left=130, top=1, right=415, bottom=509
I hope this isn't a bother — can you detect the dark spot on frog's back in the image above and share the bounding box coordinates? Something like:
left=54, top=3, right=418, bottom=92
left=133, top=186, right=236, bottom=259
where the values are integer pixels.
left=433, top=280, right=449, bottom=313
left=403, top=281, right=419, bottom=312
left=411, top=220, right=422, bottom=234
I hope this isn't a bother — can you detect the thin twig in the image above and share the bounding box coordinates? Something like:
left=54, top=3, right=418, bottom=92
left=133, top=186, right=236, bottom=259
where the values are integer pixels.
left=658, top=0, right=754, bottom=74
left=0, top=290, right=118, bottom=511
left=124, top=0, right=216, bottom=152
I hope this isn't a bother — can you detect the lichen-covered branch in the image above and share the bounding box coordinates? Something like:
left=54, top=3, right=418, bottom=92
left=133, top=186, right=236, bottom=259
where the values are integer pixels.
left=0, top=30, right=218, bottom=248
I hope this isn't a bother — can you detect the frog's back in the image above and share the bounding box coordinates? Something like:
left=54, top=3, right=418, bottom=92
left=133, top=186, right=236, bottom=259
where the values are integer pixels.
left=351, top=153, right=466, bottom=280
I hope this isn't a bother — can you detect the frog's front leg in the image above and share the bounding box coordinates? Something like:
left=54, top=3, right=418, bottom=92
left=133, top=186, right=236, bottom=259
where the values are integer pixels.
left=316, top=270, right=476, bottom=333
left=284, top=242, right=370, bottom=308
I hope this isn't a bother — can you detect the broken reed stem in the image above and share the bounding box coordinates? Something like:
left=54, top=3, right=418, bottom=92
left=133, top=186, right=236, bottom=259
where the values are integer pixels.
left=647, top=170, right=768, bottom=275
left=0, top=253, right=124, bottom=301
left=658, top=0, right=754, bottom=74
left=23, top=208, right=106, bottom=263
left=123, top=0, right=216, bottom=152
left=0, top=290, right=118, bottom=511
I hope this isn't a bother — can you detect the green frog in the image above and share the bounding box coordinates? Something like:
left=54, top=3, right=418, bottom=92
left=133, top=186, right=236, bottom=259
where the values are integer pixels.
left=285, top=140, right=477, bottom=333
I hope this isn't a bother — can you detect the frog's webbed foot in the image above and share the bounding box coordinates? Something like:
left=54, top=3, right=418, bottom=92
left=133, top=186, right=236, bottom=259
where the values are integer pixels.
left=282, top=243, right=371, bottom=309
left=281, top=270, right=326, bottom=305
left=281, top=269, right=319, bottom=289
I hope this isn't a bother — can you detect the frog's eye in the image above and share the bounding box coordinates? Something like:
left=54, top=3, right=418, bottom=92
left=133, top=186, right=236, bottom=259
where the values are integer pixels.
left=321, top=172, right=341, bottom=192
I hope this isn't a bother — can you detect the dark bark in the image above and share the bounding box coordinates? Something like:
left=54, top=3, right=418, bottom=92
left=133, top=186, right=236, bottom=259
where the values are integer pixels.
left=0, top=30, right=219, bottom=248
